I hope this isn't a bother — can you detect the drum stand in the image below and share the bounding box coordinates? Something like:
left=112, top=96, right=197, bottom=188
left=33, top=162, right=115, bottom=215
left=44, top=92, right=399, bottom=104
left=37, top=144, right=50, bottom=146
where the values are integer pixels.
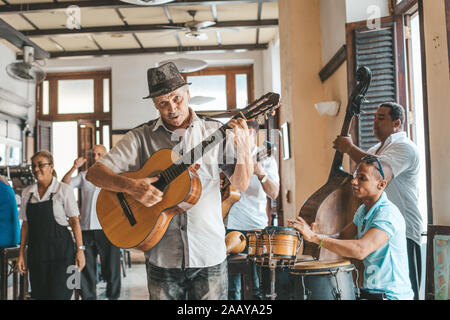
left=263, top=230, right=303, bottom=300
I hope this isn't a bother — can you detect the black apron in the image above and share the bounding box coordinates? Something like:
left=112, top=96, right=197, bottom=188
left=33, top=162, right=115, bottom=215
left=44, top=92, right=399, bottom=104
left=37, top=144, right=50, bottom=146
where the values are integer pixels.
left=26, top=192, right=75, bottom=300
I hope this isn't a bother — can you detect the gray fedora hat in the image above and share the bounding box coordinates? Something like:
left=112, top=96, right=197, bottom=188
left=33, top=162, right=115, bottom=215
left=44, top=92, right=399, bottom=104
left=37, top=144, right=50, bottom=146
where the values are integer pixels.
left=143, top=62, right=191, bottom=99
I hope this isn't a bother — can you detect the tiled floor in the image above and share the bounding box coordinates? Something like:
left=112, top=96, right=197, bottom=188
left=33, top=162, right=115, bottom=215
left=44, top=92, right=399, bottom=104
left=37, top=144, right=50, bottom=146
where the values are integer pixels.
left=97, top=263, right=149, bottom=300
left=5, top=251, right=150, bottom=300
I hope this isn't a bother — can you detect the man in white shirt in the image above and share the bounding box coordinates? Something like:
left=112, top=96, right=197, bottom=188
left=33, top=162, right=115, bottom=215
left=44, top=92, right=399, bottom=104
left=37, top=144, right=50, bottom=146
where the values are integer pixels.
left=85, top=62, right=255, bottom=300
left=62, top=145, right=121, bottom=300
left=226, top=120, right=280, bottom=300
left=333, top=102, right=422, bottom=300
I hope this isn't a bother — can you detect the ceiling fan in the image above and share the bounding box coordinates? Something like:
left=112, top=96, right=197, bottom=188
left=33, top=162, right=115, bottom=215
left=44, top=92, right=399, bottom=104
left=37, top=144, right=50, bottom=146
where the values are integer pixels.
left=6, top=46, right=46, bottom=84
left=161, top=10, right=217, bottom=41
left=120, top=0, right=175, bottom=5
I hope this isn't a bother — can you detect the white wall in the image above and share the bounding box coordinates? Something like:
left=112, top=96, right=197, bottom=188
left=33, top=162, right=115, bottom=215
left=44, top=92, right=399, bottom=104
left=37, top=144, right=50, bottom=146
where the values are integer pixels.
left=320, top=0, right=347, bottom=64
left=262, top=35, right=281, bottom=94
left=43, top=50, right=266, bottom=130
left=0, top=42, right=36, bottom=127
left=345, top=0, right=390, bottom=23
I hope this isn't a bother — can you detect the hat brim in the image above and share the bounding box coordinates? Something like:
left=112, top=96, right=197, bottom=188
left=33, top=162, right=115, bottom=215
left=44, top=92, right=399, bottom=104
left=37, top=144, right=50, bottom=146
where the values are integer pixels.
left=143, top=82, right=191, bottom=100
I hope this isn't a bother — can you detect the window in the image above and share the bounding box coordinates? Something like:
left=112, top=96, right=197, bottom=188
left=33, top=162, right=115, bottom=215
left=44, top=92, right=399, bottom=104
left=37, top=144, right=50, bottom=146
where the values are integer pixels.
left=404, top=7, right=430, bottom=234
left=37, top=71, right=111, bottom=121
left=183, top=65, right=254, bottom=113
left=57, top=79, right=95, bottom=114
left=346, top=16, right=407, bottom=151
left=36, top=71, right=112, bottom=174
left=347, top=2, right=432, bottom=235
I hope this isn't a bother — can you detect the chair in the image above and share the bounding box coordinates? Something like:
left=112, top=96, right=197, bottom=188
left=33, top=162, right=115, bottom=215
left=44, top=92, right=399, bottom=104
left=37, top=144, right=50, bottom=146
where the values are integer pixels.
left=0, top=246, right=28, bottom=300
left=426, top=225, right=450, bottom=300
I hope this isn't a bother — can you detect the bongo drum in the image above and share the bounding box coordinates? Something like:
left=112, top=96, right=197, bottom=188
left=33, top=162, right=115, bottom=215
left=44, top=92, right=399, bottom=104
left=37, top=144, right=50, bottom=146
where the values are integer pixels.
left=290, top=260, right=358, bottom=300
left=246, top=229, right=262, bottom=259
left=261, top=226, right=302, bottom=261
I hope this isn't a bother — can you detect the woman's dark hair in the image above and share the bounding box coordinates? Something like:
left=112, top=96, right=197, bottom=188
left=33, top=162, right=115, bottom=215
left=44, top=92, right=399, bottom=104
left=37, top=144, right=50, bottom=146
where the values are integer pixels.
left=379, top=102, right=405, bottom=126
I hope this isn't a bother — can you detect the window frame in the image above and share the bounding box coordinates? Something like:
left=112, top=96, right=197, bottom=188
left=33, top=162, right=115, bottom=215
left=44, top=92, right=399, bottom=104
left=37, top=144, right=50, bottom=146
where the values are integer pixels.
left=390, top=0, right=418, bottom=16
left=36, top=70, right=112, bottom=122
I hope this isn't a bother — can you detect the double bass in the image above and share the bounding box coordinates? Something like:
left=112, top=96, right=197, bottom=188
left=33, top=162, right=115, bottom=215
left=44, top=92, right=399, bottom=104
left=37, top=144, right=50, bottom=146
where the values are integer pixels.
left=299, top=66, right=372, bottom=260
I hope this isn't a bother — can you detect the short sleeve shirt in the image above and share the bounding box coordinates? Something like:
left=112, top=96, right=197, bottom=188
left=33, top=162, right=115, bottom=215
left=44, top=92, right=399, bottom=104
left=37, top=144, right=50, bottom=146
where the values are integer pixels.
left=368, top=131, right=422, bottom=245
left=69, top=171, right=102, bottom=231
left=353, top=192, right=414, bottom=300
left=19, top=177, right=80, bottom=227
left=98, top=110, right=236, bottom=268
left=227, top=155, right=279, bottom=230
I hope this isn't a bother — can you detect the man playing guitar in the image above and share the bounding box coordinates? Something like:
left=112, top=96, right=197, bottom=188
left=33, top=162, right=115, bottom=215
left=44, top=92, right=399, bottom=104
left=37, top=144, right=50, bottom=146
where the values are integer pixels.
left=86, top=62, right=255, bottom=300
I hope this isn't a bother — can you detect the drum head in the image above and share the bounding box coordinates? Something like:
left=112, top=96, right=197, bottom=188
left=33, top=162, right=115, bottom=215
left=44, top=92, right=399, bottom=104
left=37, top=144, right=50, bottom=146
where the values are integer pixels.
left=263, top=226, right=298, bottom=235
left=291, top=259, right=354, bottom=275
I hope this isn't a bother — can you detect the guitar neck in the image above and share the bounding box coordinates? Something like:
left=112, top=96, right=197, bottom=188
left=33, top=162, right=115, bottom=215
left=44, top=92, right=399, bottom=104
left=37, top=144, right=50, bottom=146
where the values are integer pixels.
left=155, top=92, right=279, bottom=191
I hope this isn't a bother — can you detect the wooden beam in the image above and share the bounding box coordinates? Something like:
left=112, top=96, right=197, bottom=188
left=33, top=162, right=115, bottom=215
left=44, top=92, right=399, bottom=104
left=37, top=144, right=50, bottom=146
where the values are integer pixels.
left=0, top=0, right=277, bottom=14
left=21, top=19, right=278, bottom=38
left=19, top=43, right=268, bottom=59
left=318, top=44, right=347, bottom=83
left=0, top=17, right=50, bottom=59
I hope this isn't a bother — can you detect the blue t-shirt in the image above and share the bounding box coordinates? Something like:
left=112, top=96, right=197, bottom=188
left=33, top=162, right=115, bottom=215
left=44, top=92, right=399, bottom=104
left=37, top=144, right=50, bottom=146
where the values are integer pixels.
left=0, top=181, right=20, bottom=247
left=353, top=192, right=414, bottom=300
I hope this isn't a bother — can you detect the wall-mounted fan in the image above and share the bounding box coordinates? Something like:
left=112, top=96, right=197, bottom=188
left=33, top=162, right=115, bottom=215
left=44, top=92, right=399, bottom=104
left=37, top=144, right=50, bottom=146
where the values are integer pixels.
left=120, top=0, right=175, bottom=5
left=6, top=46, right=46, bottom=83
left=158, top=58, right=208, bottom=73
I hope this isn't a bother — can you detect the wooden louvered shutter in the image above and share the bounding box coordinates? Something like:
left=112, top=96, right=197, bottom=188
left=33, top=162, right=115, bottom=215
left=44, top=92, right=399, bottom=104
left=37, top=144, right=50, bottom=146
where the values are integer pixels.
left=346, top=16, right=407, bottom=151
left=36, top=120, right=53, bottom=153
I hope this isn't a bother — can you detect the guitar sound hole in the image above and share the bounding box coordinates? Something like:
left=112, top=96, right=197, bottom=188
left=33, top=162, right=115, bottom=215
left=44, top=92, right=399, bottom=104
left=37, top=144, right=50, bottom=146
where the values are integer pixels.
left=148, top=171, right=168, bottom=192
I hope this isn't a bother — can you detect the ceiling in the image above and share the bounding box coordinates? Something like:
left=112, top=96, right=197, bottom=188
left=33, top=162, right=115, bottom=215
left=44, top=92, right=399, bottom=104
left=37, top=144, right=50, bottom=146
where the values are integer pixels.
left=0, top=0, right=279, bottom=59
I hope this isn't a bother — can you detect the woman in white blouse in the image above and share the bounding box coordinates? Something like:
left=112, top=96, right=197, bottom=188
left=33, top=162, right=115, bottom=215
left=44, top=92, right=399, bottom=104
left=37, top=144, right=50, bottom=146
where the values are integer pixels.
left=17, top=150, right=85, bottom=300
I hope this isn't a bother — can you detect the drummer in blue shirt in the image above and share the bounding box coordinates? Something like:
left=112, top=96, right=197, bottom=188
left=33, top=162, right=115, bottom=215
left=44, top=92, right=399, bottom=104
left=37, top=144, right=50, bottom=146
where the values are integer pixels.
left=288, top=155, right=413, bottom=300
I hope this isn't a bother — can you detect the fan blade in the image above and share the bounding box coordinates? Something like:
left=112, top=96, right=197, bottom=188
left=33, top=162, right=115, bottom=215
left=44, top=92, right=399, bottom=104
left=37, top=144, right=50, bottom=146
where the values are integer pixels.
left=189, top=96, right=216, bottom=106
left=198, top=33, right=209, bottom=41
left=158, top=25, right=187, bottom=31
left=120, top=0, right=175, bottom=5
left=195, top=21, right=216, bottom=29
left=158, top=58, right=208, bottom=73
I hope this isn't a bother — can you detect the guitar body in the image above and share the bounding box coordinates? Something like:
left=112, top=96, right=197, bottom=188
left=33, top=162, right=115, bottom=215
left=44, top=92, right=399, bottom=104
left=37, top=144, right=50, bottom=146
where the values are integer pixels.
left=221, top=180, right=241, bottom=220
left=96, top=149, right=202, bottom=251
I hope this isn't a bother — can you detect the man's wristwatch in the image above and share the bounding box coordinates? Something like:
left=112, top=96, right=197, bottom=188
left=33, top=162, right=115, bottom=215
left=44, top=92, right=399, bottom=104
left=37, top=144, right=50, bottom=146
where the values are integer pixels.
left=259, top=174, right=268, bottom=183
left=77, top=245, right=86, bottom=251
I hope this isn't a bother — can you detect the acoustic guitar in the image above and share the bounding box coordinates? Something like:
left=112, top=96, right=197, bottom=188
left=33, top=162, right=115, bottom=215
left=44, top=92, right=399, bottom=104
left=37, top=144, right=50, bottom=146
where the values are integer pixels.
left=96, top=92, right=281, bottom=251
left=221, top=141, right=274, bottom=220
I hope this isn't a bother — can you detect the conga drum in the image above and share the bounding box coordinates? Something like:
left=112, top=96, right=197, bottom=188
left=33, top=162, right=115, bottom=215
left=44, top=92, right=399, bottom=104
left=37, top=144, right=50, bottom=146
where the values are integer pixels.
left=259, top=255, right=315, bottom=300
left=261, top=226, right=302, bottom=262
left=290, top=260, right=358, bottom=300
